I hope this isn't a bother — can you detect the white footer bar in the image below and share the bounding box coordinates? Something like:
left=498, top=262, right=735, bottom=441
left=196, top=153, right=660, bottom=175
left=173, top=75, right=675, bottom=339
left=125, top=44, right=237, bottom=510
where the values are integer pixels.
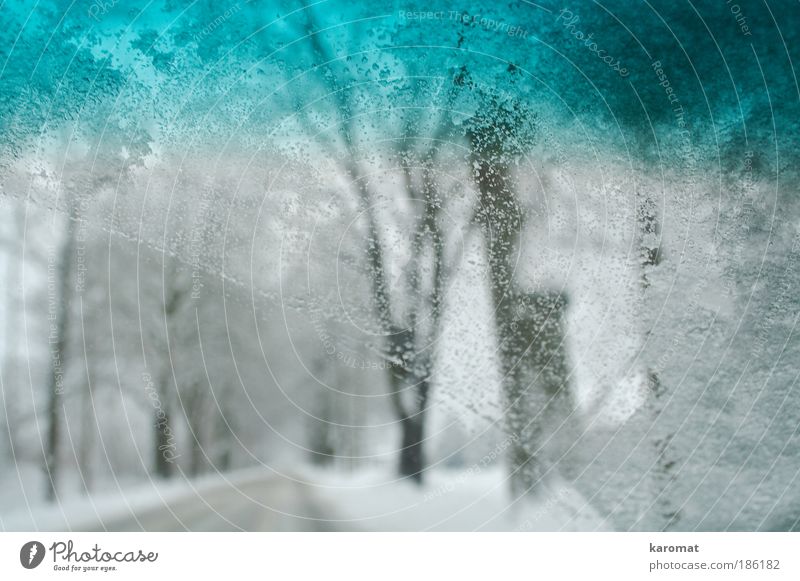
left=2, top=532, right=797, bottom=580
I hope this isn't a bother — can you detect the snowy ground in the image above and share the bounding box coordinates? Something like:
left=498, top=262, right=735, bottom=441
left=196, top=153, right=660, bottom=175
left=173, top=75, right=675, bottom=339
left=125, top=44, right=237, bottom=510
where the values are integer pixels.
left=1, top=466, right=332, bottom=531
left=301, top=465, right=608, bottom=531
left=2, top=463, right=607, bottom=531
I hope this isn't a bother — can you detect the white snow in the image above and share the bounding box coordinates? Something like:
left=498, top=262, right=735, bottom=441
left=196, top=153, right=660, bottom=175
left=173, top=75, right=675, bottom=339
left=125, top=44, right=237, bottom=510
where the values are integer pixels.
left=299, top=465, right=610, bottom=531
left=2, top=463, right=609, bottom=531
left=0, top=466, right=276, bottom=531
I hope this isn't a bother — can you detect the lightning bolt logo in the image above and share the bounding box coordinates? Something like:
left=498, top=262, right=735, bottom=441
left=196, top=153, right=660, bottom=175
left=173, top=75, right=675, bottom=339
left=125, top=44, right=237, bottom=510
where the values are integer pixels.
left=20, top=541, right=45, bottom=569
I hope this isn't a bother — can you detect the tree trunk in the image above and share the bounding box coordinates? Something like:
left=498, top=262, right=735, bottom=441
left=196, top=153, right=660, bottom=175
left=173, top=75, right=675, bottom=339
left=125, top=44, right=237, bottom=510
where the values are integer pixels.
left=44, top=222, right=74, bottom=501
left=154, top=407, right=176, bottom=478
left=635, top=194, right=678, bottom=528
left=309, top=389, right=335, bottom=466
left=398, top=415, right=426, bottom=481
left=214, top=404, right=234, bottom=471
left=470, top=147, right=570, bottom=496
left=503, top=291, right=570, bottom=495
left=388, top=340, right=430, bottom=483
left=189, top=437, right=204, bottom=477
left=3, top=205, right=21, bottom=462
left=152, top=283, right=188, bottom=479
left=44, top=385, right=62, bottom=501
left=77, top=365, right=95, bottom=495
left=185, top=389, right=208, bottom=477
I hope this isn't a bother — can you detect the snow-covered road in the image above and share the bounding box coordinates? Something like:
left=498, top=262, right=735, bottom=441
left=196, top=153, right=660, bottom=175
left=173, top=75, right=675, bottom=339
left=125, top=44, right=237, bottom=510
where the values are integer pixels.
left=2, top=467, right=607, bottom=531
left=2, top=469, right=340, bottom=532
left=95, top=476, right=336, bottom=532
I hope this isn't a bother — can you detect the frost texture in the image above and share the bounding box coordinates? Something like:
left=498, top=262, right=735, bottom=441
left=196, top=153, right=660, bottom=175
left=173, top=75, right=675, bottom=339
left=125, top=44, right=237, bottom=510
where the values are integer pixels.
left=1, top=0, right=799, bottom=531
